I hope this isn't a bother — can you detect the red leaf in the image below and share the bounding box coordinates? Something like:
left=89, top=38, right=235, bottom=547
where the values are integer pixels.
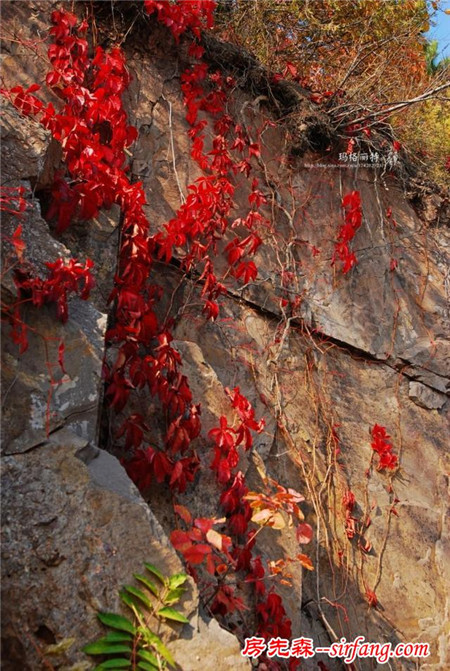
left=284, top=62, right=297, bottom=78
left=183, top=543, right=212, bottom=564
left=106, top=372, right=132, bottom=412
left=170, top=530, right=191, bottom=553
left=296, top=523, right=313, bottom=545
left=248, top=143, right=260, bottom=158
left=203, top=300, right=219, bottom=320
left=297, top=553, right=314, bottom=570
left=235, top=260, right=257, bottom=284
left=12, top=225, right=26, bottom=261
left=365, top=589, right=378, bottom=607
left=174, top=504, right=192, bottom=525
left=194, top=517, right=215, bottom=534
left=58, top=341, right=67, bottom=375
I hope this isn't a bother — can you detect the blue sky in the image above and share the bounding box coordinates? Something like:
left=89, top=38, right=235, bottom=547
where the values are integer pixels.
left=426, top=0, right=450, bottom=60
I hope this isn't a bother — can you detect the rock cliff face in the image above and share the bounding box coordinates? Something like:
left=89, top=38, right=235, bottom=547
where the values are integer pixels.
left=1, top=3, right=449, bottom=670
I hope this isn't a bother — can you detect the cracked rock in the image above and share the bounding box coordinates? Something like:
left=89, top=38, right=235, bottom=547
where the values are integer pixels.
left=408, top=381, right=447, bottom=410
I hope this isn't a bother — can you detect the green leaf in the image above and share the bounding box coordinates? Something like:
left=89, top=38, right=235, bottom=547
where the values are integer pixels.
left=120, top=590, right=144, bottom=615
left=97, top=612, right=136, bottom=635
left=133, top=573, right=158, bottom=597
left=124, top=585, right=153, bottom=610
left=93, top=659, right=132, bottom=670
left=138, top=649, right=160, bottom=666
left=144, top=563, right=166, bottom=585
left=137, top=628, right=175, bottom=667
left=83, top=641, right=132, bottom=655
left=163, top=587, right=185, bottom=606
left=168, top=573, right=188, bottom=589
left=102, top=632, right=133, bottom=643
left=157, top=607, right=189, bottom=624
left=137, top=662, right=159, bottom=671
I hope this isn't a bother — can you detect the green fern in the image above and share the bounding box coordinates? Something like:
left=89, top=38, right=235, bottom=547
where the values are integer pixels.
left=83, top=565, right=189, bottom=670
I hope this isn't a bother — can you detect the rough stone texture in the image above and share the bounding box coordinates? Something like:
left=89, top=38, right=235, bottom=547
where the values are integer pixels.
left=1, top=105, right=109, bottom=451
left=408, top=381, right=447, bottom=410
left=170, top=616, right=250, bottom=671
left=1, top=5, right=250, bottom=669
left=122, top=22, right=449, bottom=670
left=172, top=291, right=449, bottom=669
left=1, top=428, right=249, bottom=671
left=1, top=3, right=449, bottom=671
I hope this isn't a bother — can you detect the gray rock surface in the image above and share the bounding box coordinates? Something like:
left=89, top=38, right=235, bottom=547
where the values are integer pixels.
left=409, top=381, right=447, bottom=410
left=1, top=428, right=249, bottom=670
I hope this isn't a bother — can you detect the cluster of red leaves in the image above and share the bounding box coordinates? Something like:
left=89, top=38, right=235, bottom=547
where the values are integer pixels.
left=144, top=0, right=216, bottom=42
left=114, top=328, right=202, bottom=493
left=371, top=424, right=398, bottom=471
left=2, top=5, right=299, bottom=656
left=14, top=257, right=94, bottom=320
left=1, top=183, right=93, bottom=353
left=0, top=186, right=27, bottom=217
left=245, top=480, right=314, bottom=572
left=0, top=9, right=201, bottom=492
left=182, top=389, right=270, bottom=616
left=245, top=482, right=307, bottom=529
left=2, top=10, right=137, bottom=232
left=209, top=393, right=298, bottom=642
left=267, top=552, right=314, bottom=585
left=171, top=43, right=267, bottom=319
left=115, top=7, right=268, bottom=499
left=256, top=592, right=292, bottom=640
left=171, top=507, right=234, bottom=572
left=171, top=387, right=296, bottom=646
left=1, top=189, right=28, bottom=264
left=209, top=387, right=264, bottom=483
left=154, top=47, right=268, bottom=322
left=346, top=425, right=399, bottom=611
left=133, top=13, right=269, bottom=347
left=171, top=471, right=258, bottom=618
left=332, top=190, right=362, bottom=273
left=12, top=257, right=94, bottom=352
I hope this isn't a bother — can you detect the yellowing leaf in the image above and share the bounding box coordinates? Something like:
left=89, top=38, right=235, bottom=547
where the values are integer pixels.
left=297, top=554, right=314, bottom=571
left=173, top=504, right=192, bottom=525
left=144, top=563, right=165, bottom=585
left=206, top=528, right=223, bottom=551
left=45, top=638, right=76, bottom=655
left=269, top=512, right=286, bottom=529
left=251, top=509, right=273, bottom=525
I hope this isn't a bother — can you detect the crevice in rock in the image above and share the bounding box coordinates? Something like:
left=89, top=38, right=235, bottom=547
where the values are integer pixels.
left=155, top=257, right=449, bottom=399
left=34, top=625, right=56, bottom=645
left=30, top=183, right=52, bottom=222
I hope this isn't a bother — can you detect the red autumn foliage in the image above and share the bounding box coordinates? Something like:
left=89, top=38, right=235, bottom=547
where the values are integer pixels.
left=333, top=190, right=362, bottom=273
left=0, top=1, right=331, bottom=646
left=144, top=0, right=216, bottom=41
left=371, top=424, right=398, bottom=471
left=13, top=257, right=94, bottom=336
left=256, top=592, right=292, bottom=640
left=0, top=186, right=28, bottom=217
